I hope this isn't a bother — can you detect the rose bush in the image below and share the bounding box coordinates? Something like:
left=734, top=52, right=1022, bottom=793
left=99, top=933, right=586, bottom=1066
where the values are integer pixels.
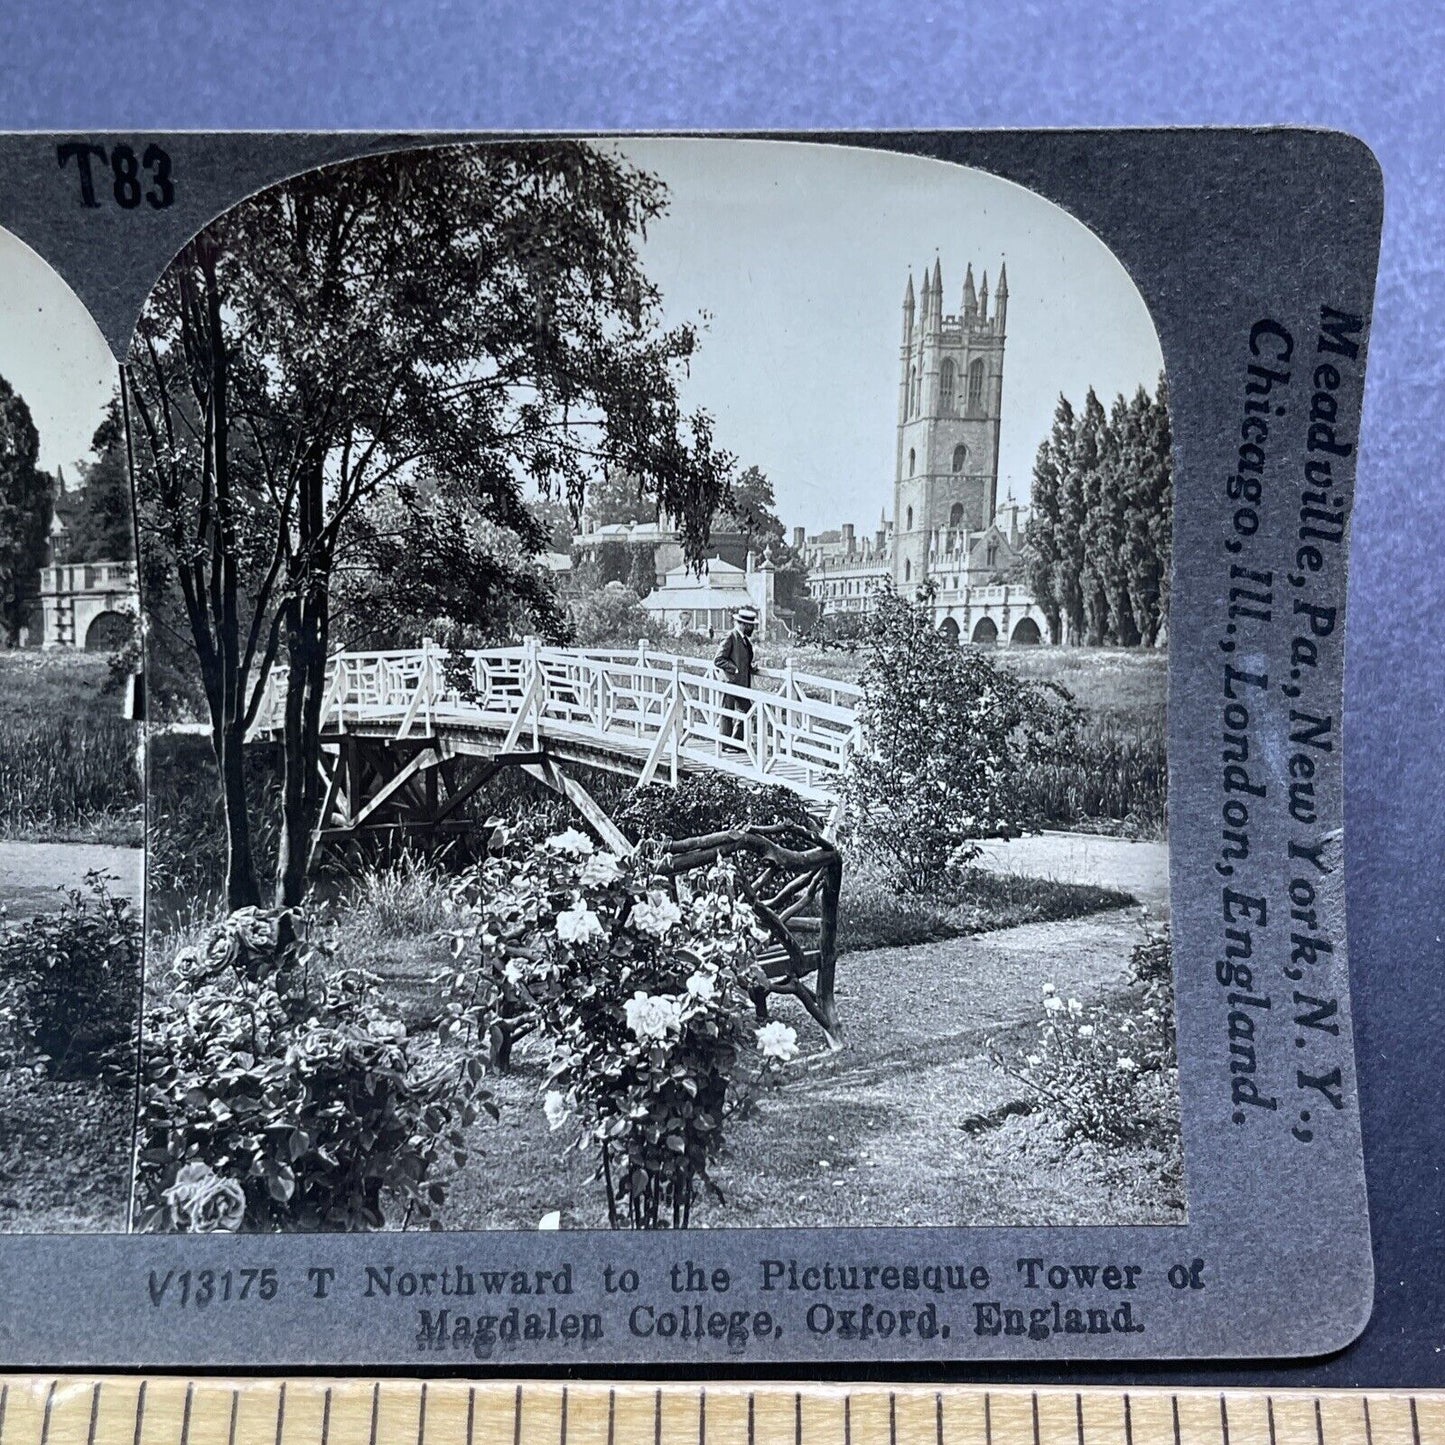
left=0, top=871, right=141, bottom=1079
left=441, top=826, right=792, bottom=1228
left=989, top=925, right=1178, bottom=1148
left=136, top=907, right=493, bottom=1232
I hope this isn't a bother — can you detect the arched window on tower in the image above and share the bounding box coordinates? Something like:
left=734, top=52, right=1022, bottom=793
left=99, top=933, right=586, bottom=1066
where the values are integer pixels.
left=949, top=502, right=964, bottom=528
left=939, top=360, right=956, bottom=414
left=905, top=559, right=912, bottom=582
left=906, top=506, right=914, bottom=530
left=967, top=358, right=986, bottom=415
left=908, top=448, right=915, bottom=477
left=952, top=443, right=967, bottom=473
left=909, top=366, right=918, bottom=416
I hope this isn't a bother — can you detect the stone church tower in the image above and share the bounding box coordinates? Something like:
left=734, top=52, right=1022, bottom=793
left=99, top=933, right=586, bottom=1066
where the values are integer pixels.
left=892, top=258, right=1007, bottom=591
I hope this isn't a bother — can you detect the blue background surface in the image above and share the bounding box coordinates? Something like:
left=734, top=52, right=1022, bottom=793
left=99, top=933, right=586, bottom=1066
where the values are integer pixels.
left=0, top=0, right=1440, bottom=1387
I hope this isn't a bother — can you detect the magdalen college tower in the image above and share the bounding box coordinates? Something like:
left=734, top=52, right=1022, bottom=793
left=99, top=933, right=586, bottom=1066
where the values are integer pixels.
left=892, top=258, right=1007, bottom=591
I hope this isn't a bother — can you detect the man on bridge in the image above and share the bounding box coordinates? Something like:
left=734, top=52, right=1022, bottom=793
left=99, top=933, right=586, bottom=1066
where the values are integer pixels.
left=714, top=604, right=758, bottom=748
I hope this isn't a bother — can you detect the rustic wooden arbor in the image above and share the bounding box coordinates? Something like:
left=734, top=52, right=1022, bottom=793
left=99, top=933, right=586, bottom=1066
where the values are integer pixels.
left=655, top=822, right=844, bottom=1048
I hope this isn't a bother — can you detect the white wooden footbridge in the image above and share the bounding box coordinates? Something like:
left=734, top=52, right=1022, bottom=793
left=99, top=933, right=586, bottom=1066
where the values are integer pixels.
left=251, top=642, right=862, bottom=857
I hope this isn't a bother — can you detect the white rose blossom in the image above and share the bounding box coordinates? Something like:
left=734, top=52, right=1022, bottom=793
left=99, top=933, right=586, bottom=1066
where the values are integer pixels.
left=579, top=851, right=624, bottom=887
left=632, top=892, right=683, bottom=939
left=685, top=969, right=717, bottom=1003
left=1067, top=998, right=1083, bottom=1016
left=756, top=1021, right=799, bottom=1062
left=542, top=1090, right=569, bottom=1131
left=1043, top=994, right=1065, bottom=1014
left=1078, top=1024, right=1095, bottom=1038
left=546, top=828, right=594, bottom=858
left=556, top=900, right=604, bottom=945
left=624, top=991, right=684, bottom=1042
left=1116, top=1055, right=1139, bottom=1073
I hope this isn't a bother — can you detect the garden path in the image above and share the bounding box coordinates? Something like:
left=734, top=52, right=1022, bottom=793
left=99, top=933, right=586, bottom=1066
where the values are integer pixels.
left=722, top=903, right=1177, bottom=1226
left=0, top=841, right=143, bottom=920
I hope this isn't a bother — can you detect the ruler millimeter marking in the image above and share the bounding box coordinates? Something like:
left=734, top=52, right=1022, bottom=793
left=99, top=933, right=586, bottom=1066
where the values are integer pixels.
left=0, top=1381, right=1437, bottom=1445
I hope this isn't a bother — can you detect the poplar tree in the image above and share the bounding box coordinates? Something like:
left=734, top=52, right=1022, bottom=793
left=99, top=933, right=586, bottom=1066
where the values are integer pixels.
left=1023, top=396, right=1070, bottom=645
left=1075, top=388, right=1111, bottom=646
left=1125, top=374, right=1173, bottom=645
left=1025, top=377, right=1171, bottom=648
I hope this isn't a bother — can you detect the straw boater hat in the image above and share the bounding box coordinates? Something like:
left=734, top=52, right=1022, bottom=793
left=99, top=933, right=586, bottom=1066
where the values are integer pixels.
left=734, top=606, right=759, bottom=627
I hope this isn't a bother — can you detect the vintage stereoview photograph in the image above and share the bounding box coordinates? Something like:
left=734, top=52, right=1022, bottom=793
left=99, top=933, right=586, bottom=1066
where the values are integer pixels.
left=0, top=227, right=144, bottom=1231
left=118, top=138, right=1180, bottom=1237
left=4, top=137, right=1179, bottom=1237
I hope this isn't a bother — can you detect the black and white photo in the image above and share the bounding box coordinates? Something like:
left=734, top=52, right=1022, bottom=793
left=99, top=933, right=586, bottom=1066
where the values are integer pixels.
left=0, top=129, right=1377, bottom=1365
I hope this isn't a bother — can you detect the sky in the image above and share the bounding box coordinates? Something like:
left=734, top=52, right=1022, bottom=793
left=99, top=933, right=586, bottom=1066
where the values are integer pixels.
left=611, top=138, right=1164, bottom=535
left=0, top=230, right=115, bottom=479
left=0, top=139, right=1163, bottom=529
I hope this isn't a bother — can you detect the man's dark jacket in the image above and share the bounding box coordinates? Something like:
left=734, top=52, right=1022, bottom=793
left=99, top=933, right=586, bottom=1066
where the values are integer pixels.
left=713, top=629, right=756, bottom=691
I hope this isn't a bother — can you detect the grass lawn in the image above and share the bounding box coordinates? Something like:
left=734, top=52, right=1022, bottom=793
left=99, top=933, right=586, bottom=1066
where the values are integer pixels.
left=0, top=651, right=142, bottom=844
left=838, top=866, right=1134, bottom=955
left=0, top=1068, right=134, bottom=1231
left=0, top=650, right=124, bottom=724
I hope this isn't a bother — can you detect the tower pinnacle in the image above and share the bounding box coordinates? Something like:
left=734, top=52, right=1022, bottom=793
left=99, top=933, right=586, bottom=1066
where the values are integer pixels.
left=979, top=269, right=989, bottom=324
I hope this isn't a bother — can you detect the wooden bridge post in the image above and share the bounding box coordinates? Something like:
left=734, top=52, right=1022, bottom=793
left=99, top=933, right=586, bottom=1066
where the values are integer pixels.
left=670, top=653, right=681, bottom=784
left=523, top=635, right=541, bottom=750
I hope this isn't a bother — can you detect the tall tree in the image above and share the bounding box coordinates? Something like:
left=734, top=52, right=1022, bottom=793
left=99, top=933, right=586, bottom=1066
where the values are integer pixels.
left=1025, top=379, right=1171, bottom=649
left=0, top=376, right=53, bottom=646
left=127, top=143, right=733, bottom=909
left=722, top=464, right=784, bottom=554
left=1075, top=388, right=1111, bottom=646
left=1094, top=391, right=1144, bottom=647
left=65, top=402, right=136, bottom=564
left=527, top=494, right=577, bottom=554
left=584, top=467, right=661, bottom=527
left=1023, top=395, right=1072, bottom=645
left=335, top=493, right=567, bottom=650
left=1124, top=374, right=1173, bottom=645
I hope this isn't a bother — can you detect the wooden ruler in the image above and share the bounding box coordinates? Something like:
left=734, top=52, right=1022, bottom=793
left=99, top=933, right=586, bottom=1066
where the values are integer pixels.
left=0, top=1380, right=1437, bottom=1445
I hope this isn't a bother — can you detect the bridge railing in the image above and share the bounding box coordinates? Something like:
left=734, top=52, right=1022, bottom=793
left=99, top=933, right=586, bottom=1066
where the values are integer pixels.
left=251, top=642, right=863, bottom=804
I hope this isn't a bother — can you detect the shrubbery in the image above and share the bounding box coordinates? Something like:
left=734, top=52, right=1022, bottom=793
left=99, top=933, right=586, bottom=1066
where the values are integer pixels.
left=843, top=583, right=1082, bottom=891
left=615, top=772, right=814, bottom=843
left=135, top=907, right=493, bottom=1232
left=565, top=584, right=666, bottom=647
left=990, top=922, right=1177, bottom=1149
left=442, top=826, right=791, bottom=1228
left=0, top=872, right=141, bottom=1079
